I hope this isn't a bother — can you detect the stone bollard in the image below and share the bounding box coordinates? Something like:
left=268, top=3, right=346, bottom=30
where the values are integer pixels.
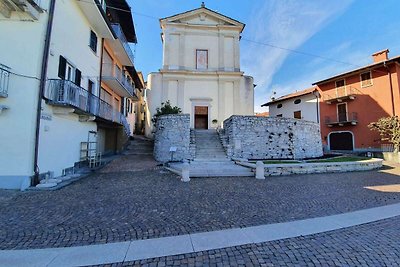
left=181, top=162, right=190, bottom=182
left=255, top=161, right=265, bottom=179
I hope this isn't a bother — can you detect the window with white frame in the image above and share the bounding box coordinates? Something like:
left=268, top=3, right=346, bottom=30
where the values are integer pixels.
left=89, top=30, right=97, bottom=53
left=360, top=71, right=372, bottom=87
left=58, top=55, right=81, bottom=86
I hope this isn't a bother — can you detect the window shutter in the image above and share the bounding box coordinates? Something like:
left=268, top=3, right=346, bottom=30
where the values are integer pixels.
left=58, top=55, right=67, bottom=79
left=75, top=69, right=81, bottom=86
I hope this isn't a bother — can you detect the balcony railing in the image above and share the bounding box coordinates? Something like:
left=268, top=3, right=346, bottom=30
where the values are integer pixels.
left=102, top=63, right=135, bottom=97
left=0, top=64, right=10, bottom=98
left=323, top=86, right=356, bottom=104
left=325, top=112, right=358, bottom=127
left=45, top=79, right=131, bottom=135
left=111, top=23, right=135, bottom=64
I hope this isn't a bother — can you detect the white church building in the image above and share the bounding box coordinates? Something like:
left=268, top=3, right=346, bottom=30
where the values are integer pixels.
left=146, top=3, right=254, bottom=136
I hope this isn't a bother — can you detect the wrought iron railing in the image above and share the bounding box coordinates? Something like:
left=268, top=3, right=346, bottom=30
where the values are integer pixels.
left=0, top=64, right=10, bottom=97
left=111, top=23, right=135, bottom=64
left=102, top=63, right=135, bottom=96
left=45, top=79, right=131, bottom=134
left=325, top=112, right=358, bottom=124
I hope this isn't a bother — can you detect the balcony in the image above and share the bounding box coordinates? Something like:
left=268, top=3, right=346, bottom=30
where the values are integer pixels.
left=102, top=63, right=136, bottom=98
left=323, top=86, right=356, bottom=104
left=45, top=79, right=131, bottom=135
left=325, top=112, right=358, bottom=127
left=108, top=23, right=135, bottom=66
left=1, top=0, right=42, bottom=20
left=0, top=64, right=10, bottom=98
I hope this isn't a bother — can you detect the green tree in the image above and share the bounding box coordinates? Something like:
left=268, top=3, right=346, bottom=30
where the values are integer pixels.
left=368, top=116, right=400, bottom=152
left=152, top=100, right=182, bottom=124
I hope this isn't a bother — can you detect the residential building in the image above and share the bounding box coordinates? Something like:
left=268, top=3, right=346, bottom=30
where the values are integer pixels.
left=0, top=0, right=141, bottom=190
left=261, top=87, right=320, bottom=123
left=314, top=49, right=400, bottom=151
left=146, top=3, right=254, bottom=136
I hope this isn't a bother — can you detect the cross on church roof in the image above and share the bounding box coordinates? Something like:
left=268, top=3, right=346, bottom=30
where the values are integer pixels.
left=201, top=2, right=205, bottom=8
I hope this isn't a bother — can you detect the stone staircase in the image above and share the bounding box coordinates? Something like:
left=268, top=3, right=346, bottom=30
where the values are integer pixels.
left=169, top=129, right=253, bottom=177
left=123, top=135, right=154, bottom=156
left=194, top=129, right=229, bottom=161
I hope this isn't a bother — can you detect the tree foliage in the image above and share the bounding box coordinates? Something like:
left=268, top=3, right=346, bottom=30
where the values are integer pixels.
left=368, top=116, right=400, bottom=152
left=152, top=100, right=182, bottom=124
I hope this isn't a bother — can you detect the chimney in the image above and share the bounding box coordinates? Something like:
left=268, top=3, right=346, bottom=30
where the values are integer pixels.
left=372, top=49, right=389, bottom=63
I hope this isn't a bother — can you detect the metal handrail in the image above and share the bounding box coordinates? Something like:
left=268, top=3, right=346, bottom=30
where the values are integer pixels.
left=102, top=63, right=135, bottom=96
left=45, top=79, right=131, bottom=134
left=325, top=112, right=358, bottom=124
left=110, top=23, right=135, bottom=64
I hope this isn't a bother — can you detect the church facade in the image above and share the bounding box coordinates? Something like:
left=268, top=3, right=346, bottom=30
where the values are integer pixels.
left=146, top=4, right=254, bottom=136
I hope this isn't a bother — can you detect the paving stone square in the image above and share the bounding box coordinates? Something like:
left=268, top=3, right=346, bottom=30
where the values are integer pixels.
left=0, top=160, right=400, bottom=250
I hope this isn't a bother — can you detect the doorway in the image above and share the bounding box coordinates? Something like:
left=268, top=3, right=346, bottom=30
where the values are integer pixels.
left=194, top=106, right=208, bottom=129
left=329, top=132, right=354, bottom=150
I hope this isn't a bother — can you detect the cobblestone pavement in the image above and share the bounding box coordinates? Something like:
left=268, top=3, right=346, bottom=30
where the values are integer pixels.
left=109, top=216, right=400, bottom=267
left=0, top=163, right=400, bottom=249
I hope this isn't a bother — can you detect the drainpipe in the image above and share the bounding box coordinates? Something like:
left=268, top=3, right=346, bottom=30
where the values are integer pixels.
left=33, top=0, right=56, bottom=186
left=384, top=61, right=396, bottom=116
left=313, top=90, right=320, bottom=123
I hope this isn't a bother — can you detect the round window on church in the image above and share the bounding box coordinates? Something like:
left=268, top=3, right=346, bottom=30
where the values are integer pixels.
left=277, top=104, right=283, bottom=108
left=294, top=99, right=301, bottom=104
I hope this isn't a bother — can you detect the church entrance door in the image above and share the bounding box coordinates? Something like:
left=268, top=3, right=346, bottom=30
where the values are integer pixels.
left=194, top=106, right=208, bottom=129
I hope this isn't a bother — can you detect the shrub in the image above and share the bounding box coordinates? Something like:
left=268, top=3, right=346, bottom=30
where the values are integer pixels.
left=368, top=116, right=400, bottom=152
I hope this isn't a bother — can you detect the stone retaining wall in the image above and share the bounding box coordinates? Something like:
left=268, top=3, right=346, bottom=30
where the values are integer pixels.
left=222, top=116, right=323, bottom=159
left=153, top=114, right=194, bottom=162
left=237, top=158, right=383, bottom=177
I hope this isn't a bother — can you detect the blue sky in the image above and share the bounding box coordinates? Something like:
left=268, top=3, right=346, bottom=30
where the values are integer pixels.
left=129, top=0, right=400, bottom=112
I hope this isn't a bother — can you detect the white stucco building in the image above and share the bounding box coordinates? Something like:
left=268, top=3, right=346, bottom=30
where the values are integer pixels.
left=262, top=87, right=320, bottom=123
left=0, top=0, right=141, bottom=190
left=146, top=3, right=254, bottom=136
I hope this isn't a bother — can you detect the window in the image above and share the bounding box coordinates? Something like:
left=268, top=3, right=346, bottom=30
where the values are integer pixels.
left=294, top=99, right=301, bottom=104
left=335, top=79, right=345, bottom=88
left=294, top=111, right=301, bottom=119
left=58, top=55, right=81, bottom=86
left=276, top=114, right=283, bottom=117
left=88, top=80, right=95, bottom=94
left=360, top=71, right=372, bottom=87
left=196, top=49, right=208, bottom=70
left=277, top=103, right=283, bottom=109
left=89, top=30, right=97, bottom=53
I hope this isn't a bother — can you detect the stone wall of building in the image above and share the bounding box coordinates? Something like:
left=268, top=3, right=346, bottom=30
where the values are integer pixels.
left=222, top=116, right=323, bottom=159
left=153, top=114, right=194, bottom=162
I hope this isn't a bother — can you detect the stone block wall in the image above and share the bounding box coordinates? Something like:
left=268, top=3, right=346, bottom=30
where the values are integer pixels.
left=153, top=114, right=194, bottom=162
left=222, top=115, right=323, bottom=159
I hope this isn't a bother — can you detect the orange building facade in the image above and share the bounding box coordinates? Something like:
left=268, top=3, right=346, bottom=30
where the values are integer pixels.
left=315, top=49, right=400, bottom=151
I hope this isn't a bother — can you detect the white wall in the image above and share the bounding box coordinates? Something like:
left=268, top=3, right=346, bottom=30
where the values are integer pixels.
left=268, top=94, right=319, bottom=123
left=0, top=0, right=107, bottom=188
left=0, top=1, right=49, bottom=189
left=38, top=0, right=103, bottom=177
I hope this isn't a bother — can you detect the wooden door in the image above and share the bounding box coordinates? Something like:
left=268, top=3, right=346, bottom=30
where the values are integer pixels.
left=337, top=104, right=347, bottom=122
left=194, top=106, right=208, bottom=129
left=329, top=132, right=353, bottom=150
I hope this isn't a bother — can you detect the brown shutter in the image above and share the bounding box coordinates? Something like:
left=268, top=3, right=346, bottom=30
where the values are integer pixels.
left=75, top=69, right=81, bottom=86
left=58, top=55, right=66, bottom=79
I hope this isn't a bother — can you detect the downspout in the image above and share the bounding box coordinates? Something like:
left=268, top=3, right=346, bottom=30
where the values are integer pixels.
left=384, top=61, right=396, bottom=116
left=33, top=0, right=56, bottom=186
left=313, top=90, right=320, bottom=123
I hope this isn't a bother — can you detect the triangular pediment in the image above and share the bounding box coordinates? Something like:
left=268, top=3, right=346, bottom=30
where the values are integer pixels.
left=160, top=7, right=244, bottom=31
